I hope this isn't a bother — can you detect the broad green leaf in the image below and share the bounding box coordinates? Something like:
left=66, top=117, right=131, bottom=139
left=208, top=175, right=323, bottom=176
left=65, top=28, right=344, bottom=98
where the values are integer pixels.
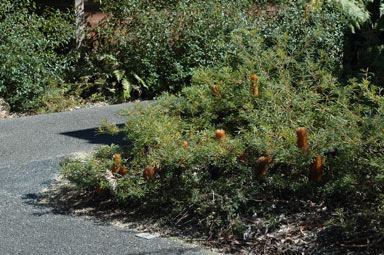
left=133, top=73, right=148, bottom=89
left=122, top=78, right=131, bottom=99
left=113, top=70, right=125, bottom=83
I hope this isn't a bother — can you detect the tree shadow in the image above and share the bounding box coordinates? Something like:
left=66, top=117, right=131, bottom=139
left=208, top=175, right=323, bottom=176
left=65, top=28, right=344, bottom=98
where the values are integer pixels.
left=123, top=247, right=204, bottom=255
left=21, top=188, right=124, bottom=228
left=59, top=124, right=130, bottom=146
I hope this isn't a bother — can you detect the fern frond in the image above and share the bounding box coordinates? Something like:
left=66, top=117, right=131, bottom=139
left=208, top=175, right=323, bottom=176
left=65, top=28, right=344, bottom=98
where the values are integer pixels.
left=333, top=0, right=372, bottom=31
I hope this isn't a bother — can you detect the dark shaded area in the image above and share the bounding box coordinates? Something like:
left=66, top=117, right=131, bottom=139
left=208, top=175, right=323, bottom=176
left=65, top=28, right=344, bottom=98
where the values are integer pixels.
left=21, top=193, right=71, bottom=217
left=21, top=191, right=107, bottom=219
left=343, top=0, right=384, bottom=85
left=123, top=248, right=204, bottom=255
left=21, top=188, right=205, bottom=255
left=23, top=193, right=40, bottom=200
left=59, top=124, right=130, bottom=146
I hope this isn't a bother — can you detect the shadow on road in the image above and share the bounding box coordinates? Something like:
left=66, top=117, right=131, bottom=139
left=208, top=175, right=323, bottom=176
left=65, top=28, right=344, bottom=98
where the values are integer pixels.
left=123, top=247, right=204, bottom=255
left=59, top=124, right=129, bottom=146
left=21, top=192, right=210, bottom=255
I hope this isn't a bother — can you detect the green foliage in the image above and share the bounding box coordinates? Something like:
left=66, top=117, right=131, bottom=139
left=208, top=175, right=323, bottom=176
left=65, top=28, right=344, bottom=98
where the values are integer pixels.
left=37, top=87, right=82, bottom=114
left=74, top=0, right=347, bottom=102
left=62, top=29, right=384, bottom=241
left=61, top=144, right=123, bottom=189
left=96, top=0, right=273, bottom=14
left=257, top=0, right=347, bottom=73
left=78, top=0, right=257, bottom=98
left=0, top=0, right=75, bottom=111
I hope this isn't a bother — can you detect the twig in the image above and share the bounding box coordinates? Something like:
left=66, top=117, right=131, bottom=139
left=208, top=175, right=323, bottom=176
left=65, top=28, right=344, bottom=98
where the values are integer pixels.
left=340, top=244, right=384, bottom=249
left=174, top=206, right=192, bottom=226
left=341, top=236, right=384, bottom=249
left=343, top=235, right=374, bottom=244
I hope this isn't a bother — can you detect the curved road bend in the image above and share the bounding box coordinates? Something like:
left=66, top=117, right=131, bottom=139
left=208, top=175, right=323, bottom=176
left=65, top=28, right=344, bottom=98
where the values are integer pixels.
left=0, top=102, right=217, bottom=255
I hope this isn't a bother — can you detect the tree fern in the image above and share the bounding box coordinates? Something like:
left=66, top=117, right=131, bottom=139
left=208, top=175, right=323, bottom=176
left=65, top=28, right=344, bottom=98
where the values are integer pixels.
left=338, top=0, right=384, bottom=85
left=333, top=0, right=373, bottom=31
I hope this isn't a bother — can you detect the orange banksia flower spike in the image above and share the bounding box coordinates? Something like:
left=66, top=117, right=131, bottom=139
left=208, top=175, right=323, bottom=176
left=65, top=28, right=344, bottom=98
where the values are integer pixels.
left=211, top=84, right=220, bottom=97
left=118, top=166, right=128, bottom=176
left=238, top=152, right=247, bottom=163
left=310, top=154, right=323, bottom=182
left=95, top=185, right=107, bottom=196
left=112, top=154, right=122, bottom=174
left=250, top=74, right=259, bottom=97
left=250, top=74, right=258, bottom=82
left=316, top=86, right=323, bottom=94
left=296, top=127, right=309, bottom=154
left=252, top=85, right=259, bottom=97
left=183, top=141, right=189, bottom=149
left=143, top=166, right=156, bottom=181
left=255, top=156, right=272, bottom=176
left=112, top=154, right=127, bottom=176
left=215, top=129, right=226, bottom=141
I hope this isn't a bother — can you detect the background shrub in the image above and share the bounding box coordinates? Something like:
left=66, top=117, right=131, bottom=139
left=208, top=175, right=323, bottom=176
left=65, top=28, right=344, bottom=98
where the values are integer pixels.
left=72, top=0, right=348, bottom=102
left=2, top=0, right=382, bottom=112
left=258, top=1, right=347, bottom=73
left=0, top=0, right=75, bottom=111
left=75, top=0, right=255, bottom=99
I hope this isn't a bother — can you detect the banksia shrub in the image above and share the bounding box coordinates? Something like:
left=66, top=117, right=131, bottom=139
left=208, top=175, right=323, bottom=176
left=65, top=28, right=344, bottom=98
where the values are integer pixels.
left=61, top=25, right=384, bottom=246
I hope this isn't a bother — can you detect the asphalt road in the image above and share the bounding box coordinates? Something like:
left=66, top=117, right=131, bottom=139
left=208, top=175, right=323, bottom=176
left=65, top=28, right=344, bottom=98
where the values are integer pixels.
left=0, top=103, right=216, bottom=255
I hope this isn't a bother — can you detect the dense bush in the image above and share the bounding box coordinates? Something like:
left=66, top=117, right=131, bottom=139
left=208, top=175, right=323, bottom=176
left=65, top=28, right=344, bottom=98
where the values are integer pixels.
left=0, top=0, right=75, bottom=111
left=74, top=0, right=346, bottom=101
left=259, top=1, right=347, bottom=73
left=62, top=25, right=384, bottom=244
left=75, top=0, right=256, bottom=99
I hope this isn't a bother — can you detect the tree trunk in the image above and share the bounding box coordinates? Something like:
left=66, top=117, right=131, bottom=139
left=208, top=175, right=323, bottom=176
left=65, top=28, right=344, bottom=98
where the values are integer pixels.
left=75, top=0, right=85, bottom=48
